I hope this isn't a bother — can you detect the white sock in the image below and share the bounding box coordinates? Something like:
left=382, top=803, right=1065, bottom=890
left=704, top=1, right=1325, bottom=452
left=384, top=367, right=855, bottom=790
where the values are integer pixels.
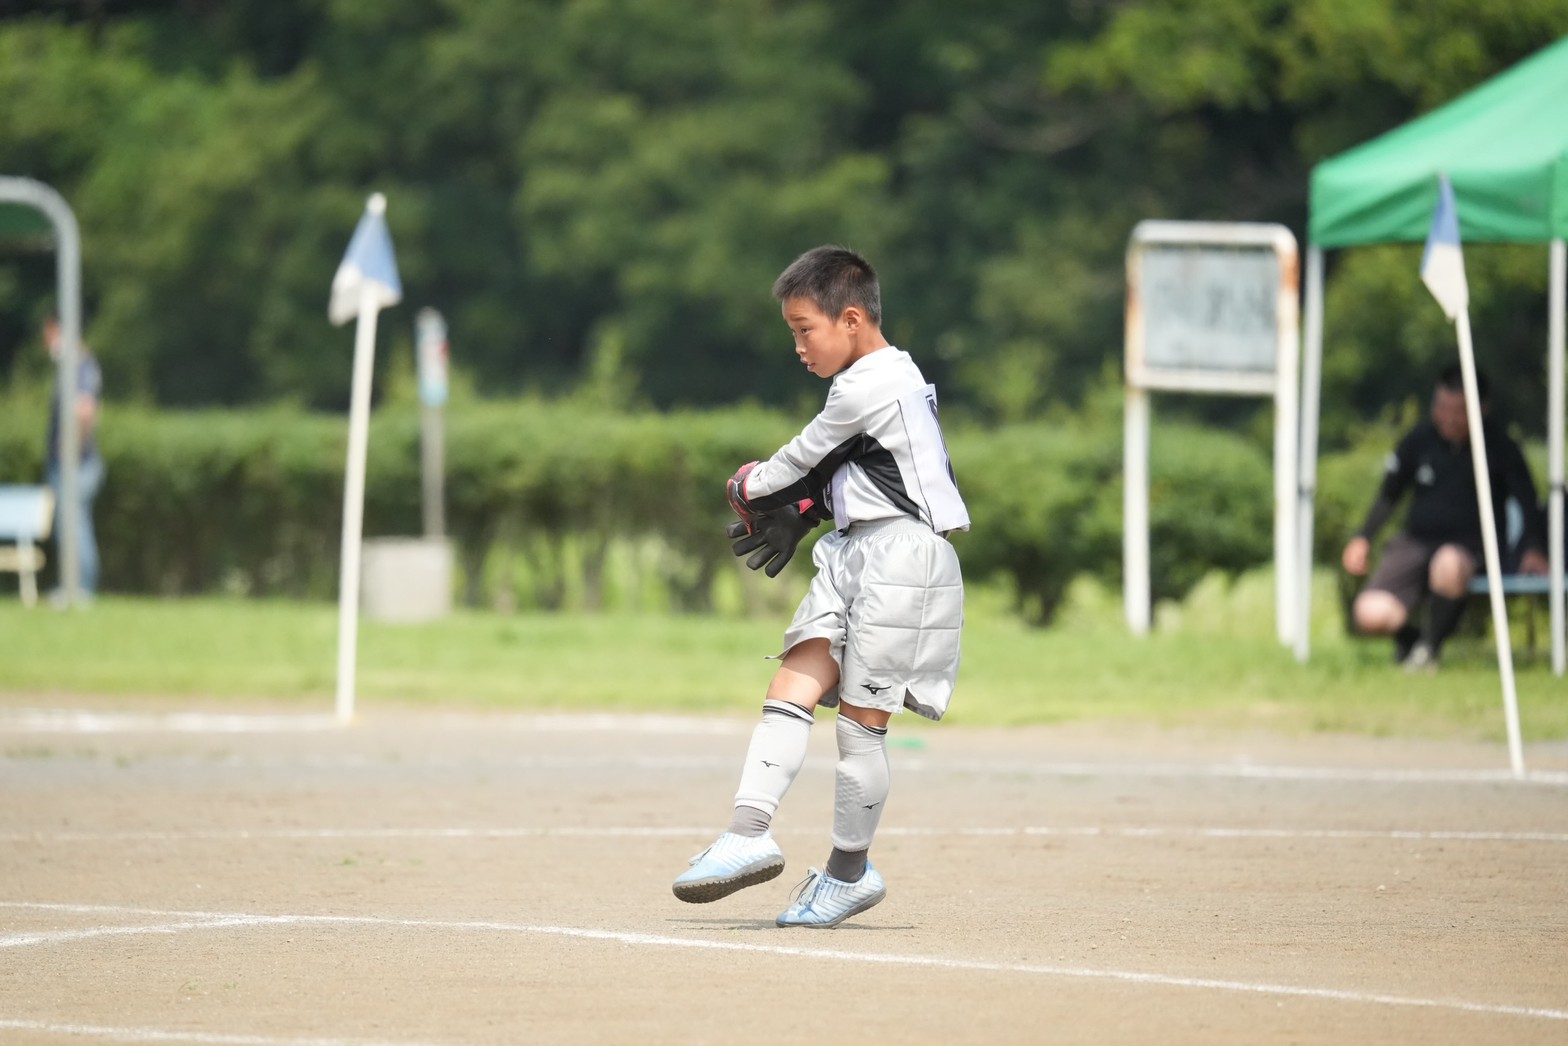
left=732, top=699, right=814, bottom=825
left=831, top=715, right=889, bottom=852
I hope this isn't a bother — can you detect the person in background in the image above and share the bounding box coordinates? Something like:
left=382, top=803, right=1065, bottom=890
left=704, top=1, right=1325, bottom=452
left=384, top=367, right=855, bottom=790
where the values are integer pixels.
left=1342, top=365, right=1547, bottom=670
left=43, top=314, right=105, bottom=603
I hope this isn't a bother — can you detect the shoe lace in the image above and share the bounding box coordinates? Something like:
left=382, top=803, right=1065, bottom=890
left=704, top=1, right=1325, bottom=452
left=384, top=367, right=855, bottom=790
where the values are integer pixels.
left=787, top=868, right=822, bottom=909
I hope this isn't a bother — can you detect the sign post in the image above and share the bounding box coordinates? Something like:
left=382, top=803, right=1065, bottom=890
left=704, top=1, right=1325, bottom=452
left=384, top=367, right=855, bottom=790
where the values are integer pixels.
left=1124, top=221, right=1300, bottom=642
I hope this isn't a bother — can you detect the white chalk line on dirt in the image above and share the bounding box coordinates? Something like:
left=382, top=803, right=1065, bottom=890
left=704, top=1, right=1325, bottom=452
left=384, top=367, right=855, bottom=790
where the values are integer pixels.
left=909, top=758, right=1568, bottom=785
left=0, top=710, right=746, bottom=736
left=3, top=824, right=1566, bottom=844
left=1, top=902, right=1564, bottom=1026
left=0, top=711, right=344, bottom=734
left=0, top=1017, right=434, bottom=1046
left=4, top=708, right=1566, bottom=785
left=0, top=916, right=284, bottom=950
left=6, top=749, right=1568, bottom=789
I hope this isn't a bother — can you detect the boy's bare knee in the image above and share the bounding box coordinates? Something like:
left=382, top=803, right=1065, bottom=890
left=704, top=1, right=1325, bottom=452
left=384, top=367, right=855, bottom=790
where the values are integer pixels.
left=838, top=700, right=892, bottom=731
left=1353, top=591, right=1406, bottom=635
left=1428, top=545, right=1475, bottom=598
left=766, top=638, right=840, bottom=707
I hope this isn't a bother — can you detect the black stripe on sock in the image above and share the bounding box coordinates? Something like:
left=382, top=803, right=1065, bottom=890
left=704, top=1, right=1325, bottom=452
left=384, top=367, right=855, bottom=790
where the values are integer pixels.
left=762, top=699, right=815, bottom=724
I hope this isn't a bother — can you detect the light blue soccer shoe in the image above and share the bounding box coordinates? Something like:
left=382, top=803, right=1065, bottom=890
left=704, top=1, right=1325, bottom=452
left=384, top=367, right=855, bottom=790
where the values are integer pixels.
left=774, top=863, right=886, bottom=928
left=672, top=832, right=785, bottom=903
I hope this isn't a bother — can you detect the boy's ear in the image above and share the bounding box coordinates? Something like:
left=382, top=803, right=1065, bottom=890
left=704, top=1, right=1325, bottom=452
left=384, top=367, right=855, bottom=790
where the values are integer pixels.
left=839, top=306, right=864, bottom=331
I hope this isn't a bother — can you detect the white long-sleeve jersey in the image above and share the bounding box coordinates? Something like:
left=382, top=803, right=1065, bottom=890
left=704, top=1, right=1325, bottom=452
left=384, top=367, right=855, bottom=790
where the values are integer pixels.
left=740, top=347, right=970, bottom=535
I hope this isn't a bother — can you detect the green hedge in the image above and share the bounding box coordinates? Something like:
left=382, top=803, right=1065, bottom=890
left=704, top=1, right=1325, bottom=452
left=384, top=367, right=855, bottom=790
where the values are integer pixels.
left=950, top=420, right=1282, bottom=622
left=2, top=396, right=1390, bottom=621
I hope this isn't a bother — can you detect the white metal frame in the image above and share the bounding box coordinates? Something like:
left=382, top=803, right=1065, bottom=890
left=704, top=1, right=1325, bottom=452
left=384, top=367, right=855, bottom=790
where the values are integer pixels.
left=0, top=177, right=83, bottom=607
left=1124, top=221, right=1301, bottom=643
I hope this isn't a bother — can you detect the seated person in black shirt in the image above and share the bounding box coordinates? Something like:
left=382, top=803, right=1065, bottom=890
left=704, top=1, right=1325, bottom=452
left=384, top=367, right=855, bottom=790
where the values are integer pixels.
left=1341, top=365, right=1548, bottom=670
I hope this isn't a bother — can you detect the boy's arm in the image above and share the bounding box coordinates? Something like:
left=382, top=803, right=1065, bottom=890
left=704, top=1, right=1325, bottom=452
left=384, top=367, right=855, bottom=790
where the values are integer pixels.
left=1343, top=434, right=1414, bottom=575
left=1356, top=434, right=1418, bottom=540
left=1354, top=493, right=1399, bottom=544
left=727, top=462, right=823, bottom=527
left=734, top=384, right=865, bottom=514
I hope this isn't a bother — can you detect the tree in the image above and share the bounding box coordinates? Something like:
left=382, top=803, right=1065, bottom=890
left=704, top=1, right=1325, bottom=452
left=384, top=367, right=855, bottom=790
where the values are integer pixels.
left=3, top=0, right=1567, bottom=427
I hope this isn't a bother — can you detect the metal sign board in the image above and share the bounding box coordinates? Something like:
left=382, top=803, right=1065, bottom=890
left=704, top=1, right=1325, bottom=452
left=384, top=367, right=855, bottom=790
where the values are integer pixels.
left=1141, top=248, right=1280, bottom=372
left=1126, top=221, right=1298, bottom=395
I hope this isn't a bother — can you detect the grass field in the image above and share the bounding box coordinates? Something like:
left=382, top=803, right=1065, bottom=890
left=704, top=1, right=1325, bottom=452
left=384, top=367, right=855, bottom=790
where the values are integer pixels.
left=3, top=569, right=1565, bottom=743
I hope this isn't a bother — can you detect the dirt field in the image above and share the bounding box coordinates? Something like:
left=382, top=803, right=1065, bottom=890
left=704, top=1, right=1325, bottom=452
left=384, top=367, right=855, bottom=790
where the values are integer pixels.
left=1, top=701, right=1565, bottom=1045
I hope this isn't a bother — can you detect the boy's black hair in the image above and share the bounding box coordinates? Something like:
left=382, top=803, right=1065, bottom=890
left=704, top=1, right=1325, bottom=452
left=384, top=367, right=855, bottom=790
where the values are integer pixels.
left=772, top=245, right=882, bottom=326
left=1437, top=363, right=1489, bottom=402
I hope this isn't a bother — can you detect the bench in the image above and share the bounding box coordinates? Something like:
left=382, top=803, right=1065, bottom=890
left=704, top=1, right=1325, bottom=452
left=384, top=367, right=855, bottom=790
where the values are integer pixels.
left=1463, top=497, right=1555, bottom=650
left=1468, top=573, right=1550, bottom=597
left=1469, top=569, right=1553, bottom=654
left=0, top=485, right=54, bottom=607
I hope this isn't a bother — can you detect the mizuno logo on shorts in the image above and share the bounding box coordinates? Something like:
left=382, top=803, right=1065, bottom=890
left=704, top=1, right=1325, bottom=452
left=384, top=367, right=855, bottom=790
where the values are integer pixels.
left=861, top=683, right=890, bottom=695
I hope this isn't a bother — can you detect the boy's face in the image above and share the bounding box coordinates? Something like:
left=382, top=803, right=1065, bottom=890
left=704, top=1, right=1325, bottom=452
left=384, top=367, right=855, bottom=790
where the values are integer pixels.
left=781, top=296, right=860, bottom=379
left=1431, top=386, right=1472, bottom=444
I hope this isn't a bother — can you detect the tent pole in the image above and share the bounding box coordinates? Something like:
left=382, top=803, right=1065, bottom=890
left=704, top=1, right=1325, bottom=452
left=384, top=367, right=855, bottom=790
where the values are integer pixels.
left=1295, top=245, right=1325, bottom=662
left=1550, top=238, right=1566, bottom=676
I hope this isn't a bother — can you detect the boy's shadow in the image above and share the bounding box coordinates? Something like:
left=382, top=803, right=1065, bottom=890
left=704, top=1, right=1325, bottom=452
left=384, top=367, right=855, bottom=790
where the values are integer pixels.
left=669, top=917, right=913, bottom=932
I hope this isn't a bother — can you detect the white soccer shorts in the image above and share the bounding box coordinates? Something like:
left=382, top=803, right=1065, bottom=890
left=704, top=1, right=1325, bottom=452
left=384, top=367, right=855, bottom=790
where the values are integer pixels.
left=778, top=516, right=964, bottom=721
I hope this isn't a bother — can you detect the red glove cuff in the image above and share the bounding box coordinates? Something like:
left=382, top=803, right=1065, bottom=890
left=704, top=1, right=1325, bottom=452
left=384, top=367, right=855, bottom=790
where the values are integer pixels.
left=727, top=461, right=759, bottom=520
left=730, top=461, right=822, bottom=527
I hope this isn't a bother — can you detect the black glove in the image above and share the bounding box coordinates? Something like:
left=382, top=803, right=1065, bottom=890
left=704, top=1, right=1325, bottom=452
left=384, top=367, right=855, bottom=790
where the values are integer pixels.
left=726, top=501, right=823, bottom=578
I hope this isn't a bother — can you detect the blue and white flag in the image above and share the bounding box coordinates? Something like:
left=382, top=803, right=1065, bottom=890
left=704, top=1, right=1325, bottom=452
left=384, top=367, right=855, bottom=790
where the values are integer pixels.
left=329, top=192, right=403, bottom=326
left=1420, top=174, right=1468, bottom=322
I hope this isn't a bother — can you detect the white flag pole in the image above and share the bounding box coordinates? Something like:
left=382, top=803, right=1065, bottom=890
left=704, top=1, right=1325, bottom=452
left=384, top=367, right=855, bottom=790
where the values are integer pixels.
left=330, top=191, right=400, bottom=725
left=1454, top=313, right=1525, bottom=777
left=335, top=278, right=382, bottom=724
left=1423, top=175, right=1524, bottom=777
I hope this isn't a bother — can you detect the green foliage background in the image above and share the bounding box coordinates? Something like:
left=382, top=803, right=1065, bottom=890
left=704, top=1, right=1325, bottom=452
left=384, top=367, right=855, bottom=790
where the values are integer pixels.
left=1, top=2, right=1565, bottom=625
left=2, top=1, right=1566, bottom=439
left=2, top=387, right=1408, bottom=624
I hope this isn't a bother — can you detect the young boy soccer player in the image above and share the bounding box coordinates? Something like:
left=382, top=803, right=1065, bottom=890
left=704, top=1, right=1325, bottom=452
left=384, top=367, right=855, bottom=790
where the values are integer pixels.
left=672, top=245, right=969, bottom=928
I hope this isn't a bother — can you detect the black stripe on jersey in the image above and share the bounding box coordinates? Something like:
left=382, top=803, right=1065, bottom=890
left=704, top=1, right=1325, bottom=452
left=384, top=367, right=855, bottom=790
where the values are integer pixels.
left=854, top=442, right=922, bottom=519
left=744, top=434, right=920, bottom=521
left=743, top=440, right=854, bottom=513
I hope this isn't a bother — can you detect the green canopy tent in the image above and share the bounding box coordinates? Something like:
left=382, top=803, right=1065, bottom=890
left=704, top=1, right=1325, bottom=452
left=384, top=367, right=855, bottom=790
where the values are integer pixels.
left=1297, top=37, right=1568, bottom=680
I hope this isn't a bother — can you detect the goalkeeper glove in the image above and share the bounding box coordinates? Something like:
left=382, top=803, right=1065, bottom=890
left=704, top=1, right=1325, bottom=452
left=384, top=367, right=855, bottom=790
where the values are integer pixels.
left=726, top=499, right=823, bottom=578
